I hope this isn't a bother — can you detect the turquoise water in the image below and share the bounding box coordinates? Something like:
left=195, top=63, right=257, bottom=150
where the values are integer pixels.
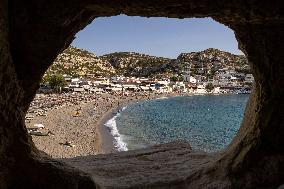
left=105, top=94, right=249, bottom=152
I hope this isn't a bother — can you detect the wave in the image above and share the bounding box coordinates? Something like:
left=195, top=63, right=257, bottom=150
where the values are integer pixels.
left=121, top=106, right=127, bottom=111
left=103, top=106, right=128, bottom=151
left=156, top=96, right=168, bottom=100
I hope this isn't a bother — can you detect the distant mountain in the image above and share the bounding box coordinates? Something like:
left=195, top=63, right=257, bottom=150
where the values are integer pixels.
left=45, top=46, right=250, bottom=78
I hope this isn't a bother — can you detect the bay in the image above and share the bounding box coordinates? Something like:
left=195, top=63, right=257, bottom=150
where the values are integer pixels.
left=113, top=94, right=249, bottom=152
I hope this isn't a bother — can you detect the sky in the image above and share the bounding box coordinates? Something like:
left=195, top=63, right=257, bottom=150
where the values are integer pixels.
left=72, top=15, right=242, bottom=58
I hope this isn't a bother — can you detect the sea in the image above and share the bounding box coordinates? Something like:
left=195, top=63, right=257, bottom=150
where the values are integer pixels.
left=103, top=94, right=250, bottom=153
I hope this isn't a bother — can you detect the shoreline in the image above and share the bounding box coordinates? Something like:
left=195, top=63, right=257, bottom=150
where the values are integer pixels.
left=27, top=92, right=243, bottom=158
left=96, top=92, right=194, bottom=154
left=26, top=92, right=124, bottom=158
left=98, top=93, right=172, bottom=154
left=27, top=92, right=173, bottom=158
left=96, top=107, right=118, bottom=154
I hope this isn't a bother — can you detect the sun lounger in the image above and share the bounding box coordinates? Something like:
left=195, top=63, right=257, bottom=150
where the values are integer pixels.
left=61, top=141, right=75, bottom=147
left=28, top=130, right=51, bottom=136
left=34, top=123, right=45, bottom=129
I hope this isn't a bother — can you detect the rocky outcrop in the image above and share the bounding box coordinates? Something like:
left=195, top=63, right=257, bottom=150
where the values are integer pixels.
left=0, top=0, right=284, bottom=188
left=48, top=46, right=116, bottom=77
left=177, top=48, right=248, bottom=70
left=101, top=52, right=173, bottom=77
left=62, top=141, right=227, bottom=188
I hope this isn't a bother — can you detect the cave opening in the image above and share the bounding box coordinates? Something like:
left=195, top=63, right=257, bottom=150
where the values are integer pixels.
left=1, top=1, right=283, bottom=188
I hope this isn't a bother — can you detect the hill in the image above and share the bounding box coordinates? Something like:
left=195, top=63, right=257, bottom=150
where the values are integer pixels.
left=100, top=52, right=174, bottom=77
left=46, top=46, right=116, bottom=77
left=45, top=46, right=250, bottom=78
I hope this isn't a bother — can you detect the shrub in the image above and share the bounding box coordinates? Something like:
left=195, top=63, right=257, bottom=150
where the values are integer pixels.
left=47, top=74, right=67, bottom=92
left=205, top=83, right=214, bottom=92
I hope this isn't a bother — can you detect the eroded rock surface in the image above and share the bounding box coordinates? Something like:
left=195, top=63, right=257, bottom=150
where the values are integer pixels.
left=63, top=141, right=230, bottom=188
left=0, top=0, right=283, bottom=188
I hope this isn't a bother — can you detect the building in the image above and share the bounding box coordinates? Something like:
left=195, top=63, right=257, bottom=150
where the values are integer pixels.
left=244, top=74, right=254, bottom=83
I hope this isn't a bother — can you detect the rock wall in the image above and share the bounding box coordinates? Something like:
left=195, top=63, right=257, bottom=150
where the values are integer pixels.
left=0, top=0, right=283, bottom=188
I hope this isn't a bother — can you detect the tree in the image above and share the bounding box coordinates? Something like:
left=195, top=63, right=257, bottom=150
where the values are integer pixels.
left=170, top=76, right=178, bottom=82
left=48, top=74, right=67, bottom=92
left=205, top=83, right=214, bottom=92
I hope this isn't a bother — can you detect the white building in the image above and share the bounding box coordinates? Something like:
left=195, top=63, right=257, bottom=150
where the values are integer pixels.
left=93, top=77, right=109, bottom=85
left=195, top=84, right=207, bottom=94
left=245, top=74, right=254, bottom=83
left=156, top=80, right=170, bottom=86
left=71, top=78, right=81, bottom=83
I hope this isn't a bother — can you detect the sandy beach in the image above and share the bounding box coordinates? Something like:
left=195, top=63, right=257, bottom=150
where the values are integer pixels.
left=26, top=92, right=176, bottom=158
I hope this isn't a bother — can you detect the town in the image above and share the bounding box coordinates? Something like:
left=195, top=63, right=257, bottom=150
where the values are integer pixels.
left=39, top=64, right=254, bottom=95
left=38, top=47, right=254, bottom=95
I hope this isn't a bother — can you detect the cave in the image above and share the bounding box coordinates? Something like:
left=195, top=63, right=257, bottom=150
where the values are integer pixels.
left=0, top=0, right=283, bottom=188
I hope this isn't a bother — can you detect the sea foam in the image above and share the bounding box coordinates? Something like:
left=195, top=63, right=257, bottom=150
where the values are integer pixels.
left=156, top=96, right=168, bottom=100
left=104, top=106, right=128, bottom=151
left=121, top=106, right=127, bottom=111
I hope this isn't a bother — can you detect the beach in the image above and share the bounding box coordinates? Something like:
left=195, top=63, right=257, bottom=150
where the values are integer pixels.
left=26, top=92, right=175, bottom=158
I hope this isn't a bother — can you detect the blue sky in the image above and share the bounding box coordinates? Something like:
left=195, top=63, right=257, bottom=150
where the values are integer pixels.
left=72, top=15, right=242, bottom=58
